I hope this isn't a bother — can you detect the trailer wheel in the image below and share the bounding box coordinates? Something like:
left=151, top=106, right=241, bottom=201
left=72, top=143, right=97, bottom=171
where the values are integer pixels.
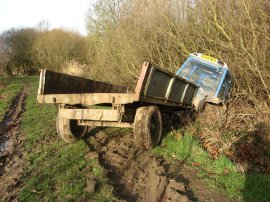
left=134, top=106, right=162, bottom=149
left=56, top=116, right=87, bottom=143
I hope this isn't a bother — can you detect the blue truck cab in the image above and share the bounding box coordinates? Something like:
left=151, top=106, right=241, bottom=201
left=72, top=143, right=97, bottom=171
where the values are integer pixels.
left=176, top=53, right=232, bottom=110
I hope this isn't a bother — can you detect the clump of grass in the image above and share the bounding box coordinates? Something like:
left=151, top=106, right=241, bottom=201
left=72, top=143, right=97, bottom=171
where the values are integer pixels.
left=155, top=130, right=270, bottom=201
left=20, top=141, right=90, bottom=201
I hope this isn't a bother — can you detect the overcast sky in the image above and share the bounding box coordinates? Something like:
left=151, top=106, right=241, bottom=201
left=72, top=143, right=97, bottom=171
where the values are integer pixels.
left=0, top=0, right=94, bottom=35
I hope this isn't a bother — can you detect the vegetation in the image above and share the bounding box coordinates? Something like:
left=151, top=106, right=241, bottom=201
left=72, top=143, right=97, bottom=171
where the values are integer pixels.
left=86, top=0, right=270, bottom=100
left=155, top=130, right=270, bottom=201
left=0, top=27, right=90, bottom=75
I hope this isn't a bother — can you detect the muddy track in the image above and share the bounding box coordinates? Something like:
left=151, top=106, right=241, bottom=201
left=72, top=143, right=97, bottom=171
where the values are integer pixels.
left=86, top=131, right=194, bottom=202
left=0, top=90, right=27, bottom=201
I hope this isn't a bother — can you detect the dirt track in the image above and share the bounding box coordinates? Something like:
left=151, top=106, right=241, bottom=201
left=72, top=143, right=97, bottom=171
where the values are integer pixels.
left=85, top=129, right=234, bottom=202
left=0, top=91, right=27, bottom=201
left=86, top=131, right=193, bottom=202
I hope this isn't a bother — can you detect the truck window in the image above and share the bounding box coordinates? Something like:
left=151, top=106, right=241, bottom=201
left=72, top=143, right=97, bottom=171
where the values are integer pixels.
left=178, top=59, right=223, bottom=97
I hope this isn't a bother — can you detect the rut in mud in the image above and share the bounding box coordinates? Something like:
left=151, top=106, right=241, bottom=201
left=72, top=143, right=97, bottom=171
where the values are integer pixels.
left=0, top=90, right=27, bottom=201
left=86, top=131, right=194, bottom=202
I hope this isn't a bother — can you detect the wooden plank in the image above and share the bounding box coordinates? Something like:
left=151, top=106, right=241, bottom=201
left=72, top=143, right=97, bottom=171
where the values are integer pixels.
left=38, top=69, right=127, bottom=95
left=78, top=120, right=133, bottom=128
left=37, top=93, right=138, bottom=105
left=59, top=108, right=120, bottom=121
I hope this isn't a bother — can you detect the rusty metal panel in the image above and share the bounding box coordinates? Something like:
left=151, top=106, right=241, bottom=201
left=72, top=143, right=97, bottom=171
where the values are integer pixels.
left=139, top=96, right=191, bottom=108
left=141, top=65, right=198, bottom=106
left=144, top=68, right=172, bottom=98
left=182, top=85, right=197, bottom=105
left=134, top=62, right=152, bottom=96
left=39, top=69, right=127, bottom=95
left=59, top=108, right=120, bottom=121
left=37, top=93, right=137, bottom=105
left=168, top=78, right=187, bottom=102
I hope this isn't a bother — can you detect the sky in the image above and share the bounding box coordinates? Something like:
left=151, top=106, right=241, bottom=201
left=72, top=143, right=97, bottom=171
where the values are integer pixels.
left=0, top=0, right=94, bottom=35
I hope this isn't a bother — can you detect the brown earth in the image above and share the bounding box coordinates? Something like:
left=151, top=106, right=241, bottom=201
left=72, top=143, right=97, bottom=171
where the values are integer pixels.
left=85, top=130, right=233, bottom=202
left=0, top=91, right=28, bottom=201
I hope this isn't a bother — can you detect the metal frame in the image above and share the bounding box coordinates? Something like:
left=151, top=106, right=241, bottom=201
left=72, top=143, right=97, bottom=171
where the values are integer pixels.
left=142, top=65, right=197, bottom=105
left=37, top=93, right=137, bottom=105
left=78, top=120, right=133, bottom=128
left=58, top=108, right=121, bottom=121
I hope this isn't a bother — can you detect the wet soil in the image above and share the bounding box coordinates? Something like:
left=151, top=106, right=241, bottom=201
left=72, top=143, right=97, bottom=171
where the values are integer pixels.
left=0, top=91, right=28, bottom=201
left=167, top=162, right=233, bottom=202
left=86, top=131, right=191, bottom=201
left=85, top=130, right=233, bottom=202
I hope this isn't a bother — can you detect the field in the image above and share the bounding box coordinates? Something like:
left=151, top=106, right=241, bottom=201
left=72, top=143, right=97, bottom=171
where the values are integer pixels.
left=0, top=76, right=269, bottom=201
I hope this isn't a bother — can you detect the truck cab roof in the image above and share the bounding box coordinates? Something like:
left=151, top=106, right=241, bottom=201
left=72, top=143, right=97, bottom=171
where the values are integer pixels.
left=189, top=53, right=228, bottom=69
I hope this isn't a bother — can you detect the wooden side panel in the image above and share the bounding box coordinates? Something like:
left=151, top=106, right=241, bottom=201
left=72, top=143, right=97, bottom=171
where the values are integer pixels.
left=38, top=69, right=127, bottom=95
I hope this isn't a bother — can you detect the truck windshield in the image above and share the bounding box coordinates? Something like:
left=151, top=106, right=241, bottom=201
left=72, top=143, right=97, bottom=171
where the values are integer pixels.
left=177, top=59, right=223, bottom=97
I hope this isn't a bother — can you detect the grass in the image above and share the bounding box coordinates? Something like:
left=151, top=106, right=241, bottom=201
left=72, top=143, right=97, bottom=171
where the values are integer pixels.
left=0, top=76, right=36, bottom=119
left=0, top=76, right=116, bottom=201
left=154, top=130, right=270, bottom=201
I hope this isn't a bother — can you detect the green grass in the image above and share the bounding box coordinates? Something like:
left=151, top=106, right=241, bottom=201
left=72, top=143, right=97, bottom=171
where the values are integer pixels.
left=154, top=131, right=270, bottom=202
left=0, top=76, right=116, bottom=201
left=0, top=76, right=36, bottom=119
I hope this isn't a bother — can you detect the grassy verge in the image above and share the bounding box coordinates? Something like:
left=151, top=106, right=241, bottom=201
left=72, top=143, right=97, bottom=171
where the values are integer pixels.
left=1, top=76, right=115, bottom=201
left=154, top=130, right=270, bottom=201
left=0, top=76, right=36, bottom=119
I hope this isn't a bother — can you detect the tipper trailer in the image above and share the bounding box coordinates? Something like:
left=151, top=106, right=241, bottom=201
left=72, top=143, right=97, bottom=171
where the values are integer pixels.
left=37, top=62, right=198, bottom=148
left=37, top=53, right=232, bottom=149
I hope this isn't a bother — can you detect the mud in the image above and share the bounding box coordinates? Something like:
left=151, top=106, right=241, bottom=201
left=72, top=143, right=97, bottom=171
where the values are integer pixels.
left=86, top=131, right=193, bottom=202
left=167, top=162, right=233, bottom=202
left=0, top=91, right=28, bottom=201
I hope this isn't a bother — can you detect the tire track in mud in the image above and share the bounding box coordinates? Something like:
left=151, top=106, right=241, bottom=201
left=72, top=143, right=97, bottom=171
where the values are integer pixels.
left=0, top=90, right=27, bottom=201
left=86, top=131, right=194, bottom=202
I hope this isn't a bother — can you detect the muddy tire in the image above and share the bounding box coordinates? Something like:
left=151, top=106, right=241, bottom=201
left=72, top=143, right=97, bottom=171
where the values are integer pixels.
left=56, top=116, right=87, bottom=143
left=133, top=106, right=162, bottom=149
